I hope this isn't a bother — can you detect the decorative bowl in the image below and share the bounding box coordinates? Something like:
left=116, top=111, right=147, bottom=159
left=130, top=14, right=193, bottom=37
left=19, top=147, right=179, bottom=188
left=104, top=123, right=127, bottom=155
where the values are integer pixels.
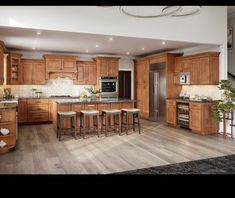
left=0, top=140, right=7, bottom=148
left=0, top=128, right=10, bottom=135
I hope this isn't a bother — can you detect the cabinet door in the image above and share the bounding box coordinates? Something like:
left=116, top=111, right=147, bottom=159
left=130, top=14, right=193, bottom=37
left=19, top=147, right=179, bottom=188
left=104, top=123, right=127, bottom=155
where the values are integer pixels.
left=182, top=60, right=191, bottom=72
left=46, top=58, right=61, bottom=70
left=199, top=57, right=210, bottom=84
left=109, top=61, right=118, bottom=76
left=189, top=103, right=202, bottom=131
left=166, top=100, right=176, bottom=125
left=62, top=58, right=76, bottom=71
left=174, top=60, right=183, bottom=72
left=18, top=99, right=28, bottom=123
left=100, top=61, right=109, bottom=76
left=33, top=62, right=45, bottom=84
left=85, top=64, right=97, bottom=84
left=77, top=63, right=86, bottom=84
left=136, top=84, right=147, bottom=118
left=21, top=61, right=33, bottom=84
left=210, top=57, right=219, bottom=85
left=136, top=60, right=148, bottom=84
left=49, top=100, right=53, bottom=122
left=190, top=59, right=200, bottom=85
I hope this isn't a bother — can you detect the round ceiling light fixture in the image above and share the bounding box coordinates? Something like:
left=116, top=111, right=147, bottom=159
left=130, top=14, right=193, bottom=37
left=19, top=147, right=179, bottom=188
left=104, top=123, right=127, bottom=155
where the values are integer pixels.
left=164, top=6, right=202, bottom=17
left=120, top=6, right=182, bottom=18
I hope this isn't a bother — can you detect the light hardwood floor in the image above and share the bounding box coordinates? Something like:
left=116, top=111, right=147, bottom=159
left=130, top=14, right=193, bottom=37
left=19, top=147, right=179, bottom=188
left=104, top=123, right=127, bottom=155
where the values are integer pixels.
left=1, top=119, right=235, bottom=174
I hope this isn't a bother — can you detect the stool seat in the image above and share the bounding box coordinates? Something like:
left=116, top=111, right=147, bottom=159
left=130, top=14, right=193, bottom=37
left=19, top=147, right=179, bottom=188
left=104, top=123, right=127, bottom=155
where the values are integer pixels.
left=121, top=108, right=140, bottom=113
left=58, top=111, right=76, bottom=116
left=102, top=109, right=121, bottom=114
left=81, top=110, right=99, bottom=114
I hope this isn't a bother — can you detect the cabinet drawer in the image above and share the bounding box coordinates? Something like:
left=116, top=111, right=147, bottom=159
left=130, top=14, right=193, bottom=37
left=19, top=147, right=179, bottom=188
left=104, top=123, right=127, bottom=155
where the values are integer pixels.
left=0, top=123, right=16, bottom=135
left=0, top=109, right=16, bottom=123
left=28, top=104, right=49, bottom=113
left=111, top=103, right=121, bottom=109
left=0, top=135, right=16, bottom=147
left=190, top=103, right=202, bottom=110
left=84, top=104, right=97, bottom=110
left=72, top=104, right=84, bottom=112
left=98, top=103, right=111, bottom=110
left=121, top=102, right=134, bottom=109
left=27, top=99, right=49, bottom=104
left=27, top=113, right=49, bottom=122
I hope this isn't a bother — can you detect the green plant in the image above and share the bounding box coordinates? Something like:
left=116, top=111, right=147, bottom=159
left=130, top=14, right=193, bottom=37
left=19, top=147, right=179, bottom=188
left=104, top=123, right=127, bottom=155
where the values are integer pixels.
left=84, top=86, right=101, bottom=95
left=212, top=80, right=235, bottom=122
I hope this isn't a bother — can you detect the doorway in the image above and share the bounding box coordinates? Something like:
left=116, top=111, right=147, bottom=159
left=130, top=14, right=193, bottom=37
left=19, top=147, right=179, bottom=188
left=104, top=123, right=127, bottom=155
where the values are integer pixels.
left=118, top=71, right=131, bottom=99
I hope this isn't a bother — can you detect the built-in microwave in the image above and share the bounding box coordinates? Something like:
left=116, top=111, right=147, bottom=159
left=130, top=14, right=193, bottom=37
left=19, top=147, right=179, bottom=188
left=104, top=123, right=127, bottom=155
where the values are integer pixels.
left=179, top=72, right=190, bottom=85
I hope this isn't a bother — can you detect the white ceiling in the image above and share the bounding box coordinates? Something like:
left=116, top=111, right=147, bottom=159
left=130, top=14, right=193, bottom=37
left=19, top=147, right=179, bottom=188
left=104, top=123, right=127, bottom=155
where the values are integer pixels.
left=0, top=26, right=204, bottom=57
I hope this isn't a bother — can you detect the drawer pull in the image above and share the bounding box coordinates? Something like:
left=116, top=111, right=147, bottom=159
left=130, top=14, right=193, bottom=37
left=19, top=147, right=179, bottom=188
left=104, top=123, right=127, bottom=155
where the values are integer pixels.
left=87, top=105, right=95, bottom=107
left=0, top=115, right=2, bottom=119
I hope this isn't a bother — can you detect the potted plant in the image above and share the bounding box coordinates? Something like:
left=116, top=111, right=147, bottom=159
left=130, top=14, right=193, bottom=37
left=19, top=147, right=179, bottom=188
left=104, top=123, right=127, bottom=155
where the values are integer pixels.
left=212, top=80, right=235, bottom=122
left=84, top=86, right=101, bottom=100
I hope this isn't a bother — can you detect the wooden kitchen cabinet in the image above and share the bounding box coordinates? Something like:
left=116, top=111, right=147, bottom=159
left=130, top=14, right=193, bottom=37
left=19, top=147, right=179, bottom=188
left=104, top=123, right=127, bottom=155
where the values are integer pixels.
left=166, top=100, right=177, bottom=125
left=18, top=99, right=28, bottom=124
left=0, top=41, right=5, bottom=84
left=0, top=109, right=17, bottom=154
left=7, top=53, right=22, bottom=85
left=189, top=102, right=218, bottom=135
left=20, top=59, right=46, bottom=84
left=49, top=99, right=53, bottom=122
left=74, top=61, right=97, bottom=85
left=27, top=99, right=49, bottom=122
left=190, top=58, right=200, bottom=85
left=96, top=57, right=119, bottom=77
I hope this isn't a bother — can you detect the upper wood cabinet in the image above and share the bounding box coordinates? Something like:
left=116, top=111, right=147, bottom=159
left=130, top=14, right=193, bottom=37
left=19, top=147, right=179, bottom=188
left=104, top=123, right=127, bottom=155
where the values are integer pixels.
left=20, top=59, right=46, bottom=84
left=96, top=57, right=119, bottom=77
left=44, top=55, right=76, bottom=71
left=7, top=53, right=22, bottom=85
left=74, top=61, right=97, bottom=85
left=174, top=52, right=220, bottom=85
left=0, top=41, right=6, bottom=85
left=44, top=55, right=77, bottom=80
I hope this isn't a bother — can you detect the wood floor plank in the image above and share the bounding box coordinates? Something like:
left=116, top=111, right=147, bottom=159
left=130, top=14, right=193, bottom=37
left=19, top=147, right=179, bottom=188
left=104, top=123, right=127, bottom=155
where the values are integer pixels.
left=1, top=120, right=235, bottom=174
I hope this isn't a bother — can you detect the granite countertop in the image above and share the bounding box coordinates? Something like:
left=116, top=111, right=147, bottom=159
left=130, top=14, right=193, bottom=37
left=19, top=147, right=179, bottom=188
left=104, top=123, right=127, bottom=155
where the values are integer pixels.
left=0, top=103, right=18, bottom=110
left=167, top=98, right=215, bottom=103
left=53, top=98, right=135, bottom=104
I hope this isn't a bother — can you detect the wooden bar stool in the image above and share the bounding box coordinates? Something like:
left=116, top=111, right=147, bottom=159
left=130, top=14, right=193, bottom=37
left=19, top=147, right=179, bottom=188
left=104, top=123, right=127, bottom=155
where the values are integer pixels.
left=80, top=110, right=100, bottom=139
left=121, top=108, right=141, bottom=135
left=101, top=109, right=121, bottom=136
left=57, top=111, right=77, bottom=141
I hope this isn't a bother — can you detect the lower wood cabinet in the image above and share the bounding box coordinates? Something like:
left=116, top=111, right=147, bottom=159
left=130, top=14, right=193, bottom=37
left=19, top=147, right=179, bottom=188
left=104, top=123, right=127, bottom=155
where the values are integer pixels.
left=18, top=99, right=50, bottom=124
left=166, top=99, right=219, bottom=135
left=189, top=102, right=218, bottom=135
left=0, top=109, right=17, bottom=154
left=166, top=100, right=177, bottom=125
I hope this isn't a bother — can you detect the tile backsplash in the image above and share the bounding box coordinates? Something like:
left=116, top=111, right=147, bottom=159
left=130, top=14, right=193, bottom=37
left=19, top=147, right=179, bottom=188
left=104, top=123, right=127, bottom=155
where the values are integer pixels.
left=0, top=78, right=95, bottom=98
left=180, top=85, right=221, bottom=100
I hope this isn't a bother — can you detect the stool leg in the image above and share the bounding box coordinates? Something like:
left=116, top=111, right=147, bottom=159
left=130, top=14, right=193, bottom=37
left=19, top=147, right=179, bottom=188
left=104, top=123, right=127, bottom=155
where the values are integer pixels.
left=73, top=116, right=77, bottom=140
left=101, top=112, right=104, bottom=134
left=118, top=113, right=121, bottom=136
left=105, top=113, right=108, bottom=137
left=71, top=116, right=74, bottom=137
left=83, top=115, right=86, bottom=139
left=80, top=114, right=82, bottom=137
left=121, top=112, right=124, bottom=133
left=96, top=115, right=100, bottom=137
left=113, top=114, right=116, bottom=133
left=137, top=112, right=141, bottom=134
left=133, top=113, right=135, bottom=132
left=57, top=115, right=59, bottom=139
left=126, top=112, right=129, bottom=135
left=59, top=116, right=62, bottom=141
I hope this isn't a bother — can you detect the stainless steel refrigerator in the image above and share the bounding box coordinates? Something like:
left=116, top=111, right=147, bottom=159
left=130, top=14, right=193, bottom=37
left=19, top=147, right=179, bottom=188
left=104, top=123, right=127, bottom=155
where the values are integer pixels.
left=149, top=67, right=166, bottom=122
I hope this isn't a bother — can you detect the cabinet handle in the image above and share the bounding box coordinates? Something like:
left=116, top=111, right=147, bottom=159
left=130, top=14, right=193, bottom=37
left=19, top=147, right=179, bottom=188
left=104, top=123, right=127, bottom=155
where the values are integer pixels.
left=0, top=115, right=2, bottom=119
left=87, top=105, right=95, bottom=107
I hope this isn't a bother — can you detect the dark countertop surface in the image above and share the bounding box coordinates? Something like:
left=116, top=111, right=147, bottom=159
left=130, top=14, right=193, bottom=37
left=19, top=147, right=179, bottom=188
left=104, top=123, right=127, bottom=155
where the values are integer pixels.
left=53, top=98, right=135, bottom=104
left=0, top=103, right=17, bottom=110
left=167, top=98, right=215, bottom=103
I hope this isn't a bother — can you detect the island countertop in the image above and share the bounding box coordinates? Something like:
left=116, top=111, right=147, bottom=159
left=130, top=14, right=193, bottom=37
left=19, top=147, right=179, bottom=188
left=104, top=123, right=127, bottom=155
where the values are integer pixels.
left=52, top=98, right=135, bottom=104
left=0, top=103, right=18, bottom=110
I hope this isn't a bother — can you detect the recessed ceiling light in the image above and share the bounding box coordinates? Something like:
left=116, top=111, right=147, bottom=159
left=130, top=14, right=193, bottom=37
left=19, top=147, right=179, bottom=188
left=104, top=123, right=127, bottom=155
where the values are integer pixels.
left=126, top=52, right=130, bottom=55
left=36, top=32, right=41, bottom=35
left=141, top=47, right=145, bottom=50
left=85, top=50, right=89, bottom=53
left=32, top=47, right=36, bottom=50
left=95, top=44, right=99, bottom=48
left=162, top=41, right=166, bottom=45
left=109, top=37, right=113, bottom=41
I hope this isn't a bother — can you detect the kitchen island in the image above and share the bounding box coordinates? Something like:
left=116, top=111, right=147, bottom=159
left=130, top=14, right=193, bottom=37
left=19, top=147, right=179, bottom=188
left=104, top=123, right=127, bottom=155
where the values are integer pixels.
left=52, top=98, right=135, bottom=131
left=0, top=103, right=17, bottom=154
